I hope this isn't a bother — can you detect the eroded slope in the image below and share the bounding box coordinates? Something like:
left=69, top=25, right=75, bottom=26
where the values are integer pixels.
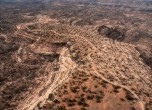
left=0, top=14, right=151, bottom=110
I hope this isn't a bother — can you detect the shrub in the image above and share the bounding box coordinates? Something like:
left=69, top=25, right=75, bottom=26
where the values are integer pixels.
left=86, top=94, right=94, bottom=100
left=125, top=91, right=135, bottom=101
left=82, top=86, right=87, bottom=92
left=78, top=98, right=85, bottom=105
left=53, top=99, right=60, bottom=104
left=48, top=94, right=55, bottom=101
left=95, top=95, right=102, bottom=103
left=57, top=106, right=66, bottom=110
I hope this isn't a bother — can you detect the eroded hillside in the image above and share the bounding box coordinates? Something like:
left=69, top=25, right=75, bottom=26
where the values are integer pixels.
left=0, top=0, right=152, bottom=110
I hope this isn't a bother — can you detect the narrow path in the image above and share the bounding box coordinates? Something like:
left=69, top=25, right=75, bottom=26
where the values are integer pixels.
left=87, top=54, right=145, bottom=110
left=78, top=33, right=145, bottom=110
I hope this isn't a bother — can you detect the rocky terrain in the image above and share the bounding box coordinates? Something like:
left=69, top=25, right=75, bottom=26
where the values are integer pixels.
left=0, top=0, right=151, bottom=110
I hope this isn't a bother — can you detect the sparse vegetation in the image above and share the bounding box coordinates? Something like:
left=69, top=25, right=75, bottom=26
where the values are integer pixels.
left=48, top=94, right=55, bottom=101
left=125, top=91, right=135, bottom=101
left=113, top=85, right=121, bottom=93
left=53, top=99, right=60, bottom=104
left=0, top=0, right=151, bottom=110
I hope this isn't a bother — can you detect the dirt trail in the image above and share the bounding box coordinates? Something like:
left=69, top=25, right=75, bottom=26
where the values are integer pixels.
left=78, top=34, right=145, bottom=110
left=87, top=54, right=145, bottom=110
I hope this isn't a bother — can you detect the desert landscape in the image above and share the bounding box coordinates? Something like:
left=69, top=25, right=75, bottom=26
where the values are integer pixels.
left=0, top=0, right=152, bottom=110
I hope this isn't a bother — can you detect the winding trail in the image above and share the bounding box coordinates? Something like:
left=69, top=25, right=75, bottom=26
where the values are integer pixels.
left=79, top=34, right=145, bottom=110
left=87, top=54, right=145, bottom=110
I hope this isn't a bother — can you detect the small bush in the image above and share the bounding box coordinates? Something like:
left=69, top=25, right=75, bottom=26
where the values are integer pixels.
left=95, top=95, right=102, bottom=103
left=48, top=94, right=55, bottom=101
left=82, top=86, right=87, bottom=92
left=53, top=99, right=60, bottom=104
left=86, top=94, right=94, bottom=100
left=57, top=105, right=66, bottom=110
left=125, top=91, right=135, bottom=101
